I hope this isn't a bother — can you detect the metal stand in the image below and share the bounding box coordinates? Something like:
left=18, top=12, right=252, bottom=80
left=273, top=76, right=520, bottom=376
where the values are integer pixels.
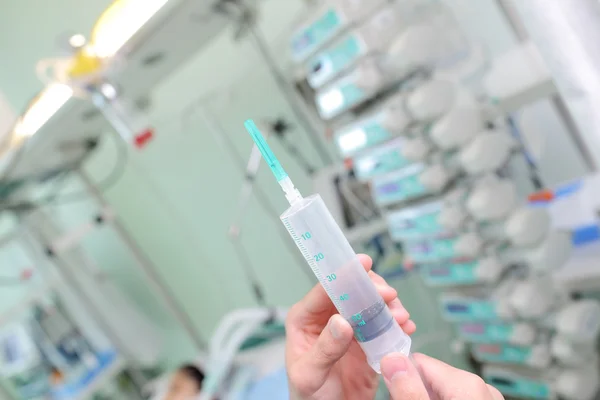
left=198, top=107, right=316, bottom=286
left=17, top=220, right=147, bottom=396
left=76, top=168, right=208, bottom=352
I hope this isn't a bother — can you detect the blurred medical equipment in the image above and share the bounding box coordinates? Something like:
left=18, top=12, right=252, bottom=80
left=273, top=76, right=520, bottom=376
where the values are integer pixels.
left=305, top=4, right=411, bottom=90
left=5, top=1, right=261, bottom=368
left=483, top=364, right=600, bottom=400
left=0, top=295, right=135, bottom=400
left=291, top=0, right=600, bottom=392
left=290, top=0, right=390, bottom=63
left=0, top=166, right=209, bottom=397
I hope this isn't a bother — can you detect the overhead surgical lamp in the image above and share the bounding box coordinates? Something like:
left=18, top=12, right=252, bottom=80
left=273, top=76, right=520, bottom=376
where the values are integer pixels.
left=12, top=84, right=73, bottom=141
left=89, top=0, right=170, bottom=58
left=11, top=0, right=170, bottom=140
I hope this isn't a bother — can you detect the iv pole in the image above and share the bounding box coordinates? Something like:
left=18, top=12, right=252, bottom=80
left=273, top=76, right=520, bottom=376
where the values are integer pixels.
left=76, top=168, right=208, bottom=352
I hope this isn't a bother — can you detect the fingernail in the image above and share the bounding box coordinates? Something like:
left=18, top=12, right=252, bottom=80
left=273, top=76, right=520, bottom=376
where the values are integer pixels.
left=329, top=315, right=343, bottom=339
left=381, top=353, right=409, bottom=381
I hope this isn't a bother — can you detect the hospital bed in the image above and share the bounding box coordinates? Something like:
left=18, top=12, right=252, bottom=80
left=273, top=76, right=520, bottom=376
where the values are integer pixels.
left=146, top=308, right=289, bottom=400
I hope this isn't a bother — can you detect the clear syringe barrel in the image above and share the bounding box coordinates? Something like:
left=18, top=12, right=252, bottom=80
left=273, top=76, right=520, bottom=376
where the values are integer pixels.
left=281, top=194, right=411, bottom=373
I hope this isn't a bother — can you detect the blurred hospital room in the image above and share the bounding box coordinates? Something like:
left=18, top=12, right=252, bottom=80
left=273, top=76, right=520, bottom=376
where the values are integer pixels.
left=1, top=0, right=600, bottom=398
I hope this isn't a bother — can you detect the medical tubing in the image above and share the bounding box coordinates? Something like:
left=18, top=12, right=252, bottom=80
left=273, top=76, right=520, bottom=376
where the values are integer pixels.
left=199, top=109, right=316, bottom=285
left=246, top=25, right=333, bottom=166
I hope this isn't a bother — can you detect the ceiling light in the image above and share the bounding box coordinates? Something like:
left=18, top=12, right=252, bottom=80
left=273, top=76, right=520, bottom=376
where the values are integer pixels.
left=90, top=0, right=170, bottom=58
left=100, top=82, right=118, bottom=99
left=11, top=1, right=168, bottom=142
left=13, top=84, right=73, bottom=138
left=69, top=33, right=87, bottom=49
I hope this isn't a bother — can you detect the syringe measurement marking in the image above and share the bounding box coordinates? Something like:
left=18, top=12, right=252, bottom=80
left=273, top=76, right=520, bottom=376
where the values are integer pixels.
left=282, top=218, right=343, bottom=311
left=282, top=220, right=323, bottom=281
left=351, top=311, right=368, bottom=340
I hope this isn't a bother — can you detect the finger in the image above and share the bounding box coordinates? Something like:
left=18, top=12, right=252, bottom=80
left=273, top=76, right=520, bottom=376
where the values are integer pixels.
left=381, top=353, right=429, bottom=400
left=297, top=254, right=374, bottom=316
left=388, top=298, right=409, bottom=316
left=377, top=284, right=398, bottom=303
left=289, top=315, right=354, bottom=397
left=390, top=299, right=410, bottom=323
left=371, top=272, right=398, bottom=303
left=391, top=308, right=410, bottom=324
left=411, top=353, right=496, bottom=399
left=368, top=270, right=388, bottom=285
left=400, top=320, right=417, bottom=335
left=487, top=384, right=505, bottom=400
left=358, top=253, right=373, bottom=271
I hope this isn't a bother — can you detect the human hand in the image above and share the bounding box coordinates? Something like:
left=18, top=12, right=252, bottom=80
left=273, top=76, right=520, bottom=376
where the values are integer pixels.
left=381, top=352, right=505, bottom=399
left=285, top=254, right=416, bottom=400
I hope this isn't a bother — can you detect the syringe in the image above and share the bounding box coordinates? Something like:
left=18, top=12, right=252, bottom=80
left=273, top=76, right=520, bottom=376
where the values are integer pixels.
left=245, top=120, right=411, bottom=373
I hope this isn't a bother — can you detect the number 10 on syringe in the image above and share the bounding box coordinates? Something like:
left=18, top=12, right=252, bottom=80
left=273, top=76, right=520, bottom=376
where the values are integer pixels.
left=244, top=120, right=411, bottom=373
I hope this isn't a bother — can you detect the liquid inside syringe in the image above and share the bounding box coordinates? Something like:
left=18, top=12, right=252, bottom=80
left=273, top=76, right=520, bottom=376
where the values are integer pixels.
left=245, top=120, right=411, bottom=373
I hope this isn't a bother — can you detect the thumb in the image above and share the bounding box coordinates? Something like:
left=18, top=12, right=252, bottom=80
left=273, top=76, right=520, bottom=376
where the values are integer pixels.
left=382, top=353, right=430, bottom=400
left=291, top=315, right=354, bottom=396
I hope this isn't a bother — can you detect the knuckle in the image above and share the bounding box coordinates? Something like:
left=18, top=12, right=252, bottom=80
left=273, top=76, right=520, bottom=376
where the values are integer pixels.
left=470, top=375, right=492, bottom=396
left=285, top=303, right=302, bottom=328
left=487, top=384, right=505, bottom=399
left=288, top=365, right=317, bottom=397
left=445, top=374, right=489, bottom=400
left=316, top=342, right=338, bottom=362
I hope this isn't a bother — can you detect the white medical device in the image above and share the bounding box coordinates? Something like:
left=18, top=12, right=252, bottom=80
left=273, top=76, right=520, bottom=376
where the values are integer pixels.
left=316, top=56, right=388, bottom=120
left=439, top=279, right=518, bottom=323
left=466, top=177, right=519, bottom=222
left=406, top=79, right=457, bottom=121
left=551, top=300, right=600, bottom=344
left=290, top=0, right=389, bottom=63
left=457, top=321, right=538, bottom=346
left=429, top=106, right=485, bottom=151
left=419, top=255, right=506, bottom=287
left=472, top=341, right=552, bottom=369
left=484, top=365, right=600, bottom=400
left=550, top=335, right=598, bottom=367
left=371, top=163, right=454, bottom=207
left=508, top=277, right=568, bottom=320
left=458, top=129, right=517, bottom=175
left=332, top=91, right=409, bottom=156
left=352, top=137, right=412, bottom=181
left=306, top=3, right=411, bottom=89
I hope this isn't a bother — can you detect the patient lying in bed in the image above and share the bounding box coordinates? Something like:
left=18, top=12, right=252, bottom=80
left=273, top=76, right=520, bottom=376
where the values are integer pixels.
left=164, top=364, right=206, bottom=400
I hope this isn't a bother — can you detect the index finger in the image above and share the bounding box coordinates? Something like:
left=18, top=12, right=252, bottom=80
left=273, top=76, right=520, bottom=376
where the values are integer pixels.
left=292, top=254, right=373, bottom=319
left=411, top=353, right=497, bottom=399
